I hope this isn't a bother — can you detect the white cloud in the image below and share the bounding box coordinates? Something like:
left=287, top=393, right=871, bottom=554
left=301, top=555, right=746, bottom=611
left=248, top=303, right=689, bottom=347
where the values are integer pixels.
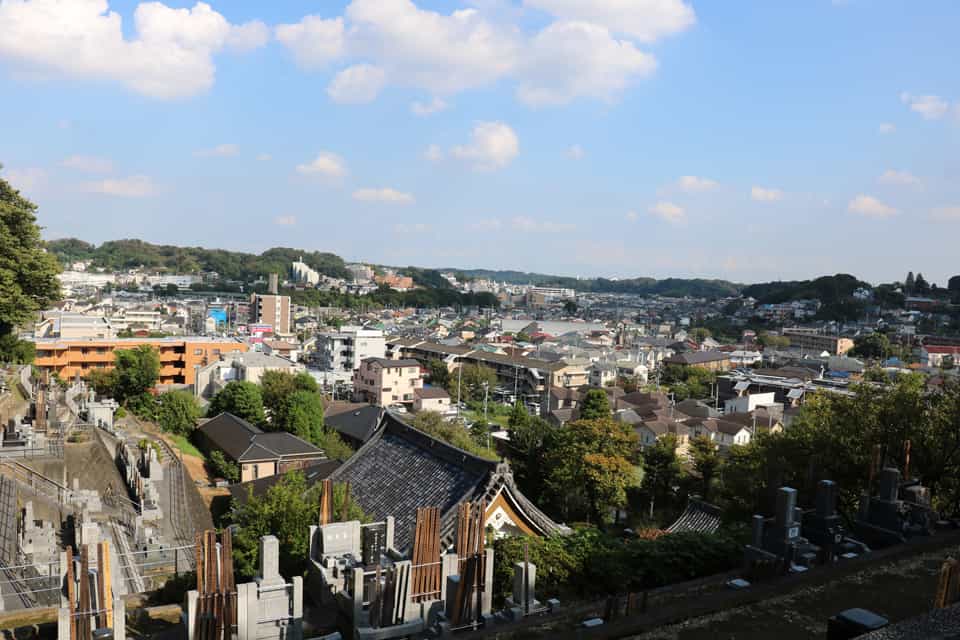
left=878, top=169, right=921, bottom=187
left=423, top=144, right=444, bottom=162
left=511, top=216, right=575, bottom=232
left=931, top=206, right=960, bottom=222
left=468, top=218, right=503, bottom=231
left=0, top=0, right=269, bottom=99
left=900, top=92, right=949, bottom=120
left=648, top=201, right=685, bottom=223
left=848, top=194, right=897, bottom=218
left=879, top=122, right=896, bottom=134
left=278, top=0, right=674, bottom=107
left=296, top=152, right=347, bottom=178
left=524, top=0, right=696, bottom=43
left=517, top=21, right=656, bottom=106
left=677, top=175, right=718, bottom=192
left=751, top=186, right=783, bottom=202
left=256, top=153, right=272, bottom=161
left=327, top=64, right=386, bottom=104
left=225, top=20, right=269, bottom=51
left=193, top=143, right=239, bottom=158
left=625, top=210, right=639, bottom=222
left=352, top=187, right=415, bottom=204
left=62, top=155, right=113, bottom=173
left=394, top=222, right=432, bottom=233
left=451, top=121, right=519, bottom=170
left=275, top=16, right=345, bottom=69
left=84, top=175, right=156, bottom=197
left=411, top=97, right=448, bottom=116
left=274, top=215, right=297, bottom=226
left=2, top=167, right=46, bottom=193
left=565, top=144, right=584, bottom=160
left=343, top=0, right=520, bottom=95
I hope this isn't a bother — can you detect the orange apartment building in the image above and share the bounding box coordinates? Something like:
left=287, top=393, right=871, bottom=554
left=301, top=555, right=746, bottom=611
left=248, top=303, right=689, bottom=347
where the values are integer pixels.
left=33, top=337, right=249, bottom=386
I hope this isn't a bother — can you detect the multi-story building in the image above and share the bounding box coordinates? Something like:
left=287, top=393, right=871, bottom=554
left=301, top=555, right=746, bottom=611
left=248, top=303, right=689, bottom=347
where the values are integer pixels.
left=782, top=328, right=855, bottom=356
left=33, top=337, right=248, bottom=386
left=374, top=274, right=414, bottom=291
left=291, top=258, right=320, bottom=285
left=195, top=351, right=303, bottom=398
left=346, top=263, right=374, bottom=284
left=251, top=293, right=291, bottom=336
left=316, top=327, right=386, bottom=374
left=352, top=358, right=423, bottom=406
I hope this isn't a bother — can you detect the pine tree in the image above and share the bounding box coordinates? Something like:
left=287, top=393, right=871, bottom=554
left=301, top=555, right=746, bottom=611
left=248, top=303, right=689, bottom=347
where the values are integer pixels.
left=0, top=170, right=61, bottom=361
left=904, top=271, right=915, bottom=294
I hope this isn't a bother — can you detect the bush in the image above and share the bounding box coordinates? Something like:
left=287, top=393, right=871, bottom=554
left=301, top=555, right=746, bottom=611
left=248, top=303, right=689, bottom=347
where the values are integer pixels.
left=492, top=528, right=743, bottom=603
left=209, top=450, right=239, bottom=483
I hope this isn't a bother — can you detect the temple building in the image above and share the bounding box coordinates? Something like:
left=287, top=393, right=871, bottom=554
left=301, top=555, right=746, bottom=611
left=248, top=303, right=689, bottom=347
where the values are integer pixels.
left=329, top=411, right=568, bottom=552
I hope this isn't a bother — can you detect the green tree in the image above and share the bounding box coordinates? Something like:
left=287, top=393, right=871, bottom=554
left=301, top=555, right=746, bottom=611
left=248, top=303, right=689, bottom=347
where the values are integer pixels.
left=904, top=271, right=915, bottom=294
left=507, top=411, right=552, bottom=502
left=691, top=327, right=712, bottom=342
left=914, top=273, right=930, bottom=295
left=156, top=390, right=202, bottom=435
left=689, top=436, right=720, bottom=501
left=209, top=450, right=239, bottom=483
left=851, top=333, right=892, bottom=360
left=279, top=390, right=324, bottom=442
left=542, top=418, right=639, bottom=524
left=562, top=300, right=578, bottom=315
left=579, top=388, right=611, bottom=420
left=113, top=345, right=160, bottom=403
left=0, top=171, right=61, bottom=360
left=208, top=380, right=265, bottom=425
left=450, top=363, right=498, bottom=402
left=410, top=411, right=498, bottom=460
left=230, top=472, right=366, bottom=579
left=427, top=359, right=451, bottom=389
left=85, top=368, right=116, bottom=397
left=261, top=370, right=318, bottom=429
left=640, top=435, right=682, bottom=521
left=0, top=334, right=35, bottom=364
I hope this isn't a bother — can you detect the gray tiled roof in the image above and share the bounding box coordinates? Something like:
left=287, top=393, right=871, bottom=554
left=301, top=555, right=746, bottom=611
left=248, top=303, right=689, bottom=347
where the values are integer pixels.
left=666, top=499, right=722, bottom=534
left=331, top=411, right=568, bottom=553
left=331, top=413, right=491, bottom=551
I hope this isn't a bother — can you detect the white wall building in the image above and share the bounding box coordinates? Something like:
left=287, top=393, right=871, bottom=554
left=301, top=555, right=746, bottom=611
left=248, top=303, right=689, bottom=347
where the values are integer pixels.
left=291, top=259, right=320, bottom=285
left=316, top=326, right=386, bottom=373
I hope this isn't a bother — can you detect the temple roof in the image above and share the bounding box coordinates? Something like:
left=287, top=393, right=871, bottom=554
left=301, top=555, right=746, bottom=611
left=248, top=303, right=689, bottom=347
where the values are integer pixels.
left=330, top=410, right=567, bottom=552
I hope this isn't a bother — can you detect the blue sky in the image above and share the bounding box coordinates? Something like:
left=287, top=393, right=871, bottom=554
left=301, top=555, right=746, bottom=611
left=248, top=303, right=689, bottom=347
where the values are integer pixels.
left=1, top=0, right=958, bottom=285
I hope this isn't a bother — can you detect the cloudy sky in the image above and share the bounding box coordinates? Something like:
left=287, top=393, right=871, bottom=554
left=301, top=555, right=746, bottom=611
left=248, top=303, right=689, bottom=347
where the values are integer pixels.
left=1, top=0, right=958, bottom=285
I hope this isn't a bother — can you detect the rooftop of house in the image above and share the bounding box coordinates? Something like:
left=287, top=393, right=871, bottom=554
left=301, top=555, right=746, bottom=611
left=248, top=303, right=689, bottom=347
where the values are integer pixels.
left=665, top=350, right=731, bottom=365
left=227, top=460, right=341, bottom=506
left=414, top=387, right=450, bottom=399
left=198, top=412, right=325, bottom=463
left=360, top=357, right=422, bottom=368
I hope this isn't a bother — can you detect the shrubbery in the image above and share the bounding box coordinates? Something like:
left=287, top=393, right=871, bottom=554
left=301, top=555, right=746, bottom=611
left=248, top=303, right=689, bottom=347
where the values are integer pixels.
left=492, top=527, right=744, bottom=603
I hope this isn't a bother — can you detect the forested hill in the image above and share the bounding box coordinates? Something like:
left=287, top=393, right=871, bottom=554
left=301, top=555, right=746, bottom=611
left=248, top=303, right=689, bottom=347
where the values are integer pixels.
left=49, top=238, right=892, bottom=305
left=46, top=238, right=350, bottom=281
left=449, top=268, right=742, bottom=298
left=741, top=274, right=871, bottom=304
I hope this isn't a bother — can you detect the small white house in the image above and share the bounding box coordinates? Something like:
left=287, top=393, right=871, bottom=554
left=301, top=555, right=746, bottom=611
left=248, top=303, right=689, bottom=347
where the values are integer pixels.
left=412, top=387, right=451, bottom=413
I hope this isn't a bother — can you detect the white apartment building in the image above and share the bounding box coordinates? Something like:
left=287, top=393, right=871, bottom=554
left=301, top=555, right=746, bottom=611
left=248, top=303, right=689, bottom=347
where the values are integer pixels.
left=352, top=358, right=423, bottom=406
left=316, top=327, right=386, bottom=373
left=292, top=259, right=320, bottom=285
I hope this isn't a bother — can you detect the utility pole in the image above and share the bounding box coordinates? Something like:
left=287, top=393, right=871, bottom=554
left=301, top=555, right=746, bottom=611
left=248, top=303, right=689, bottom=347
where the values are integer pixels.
left=456, top=359, right=463, bottom=419
left=482, top=381, right=490, bottom=449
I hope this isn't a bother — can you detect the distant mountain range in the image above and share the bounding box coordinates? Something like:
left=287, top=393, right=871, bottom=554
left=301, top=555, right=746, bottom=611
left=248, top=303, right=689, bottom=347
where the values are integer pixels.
left=48, top=237, right=898, bottom=303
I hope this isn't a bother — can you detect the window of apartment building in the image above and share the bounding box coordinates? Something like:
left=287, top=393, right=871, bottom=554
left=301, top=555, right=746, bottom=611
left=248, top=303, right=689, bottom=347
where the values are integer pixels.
left=212, top=349, right=220, bottom=356
left=194, top=348, right=204, bottom=355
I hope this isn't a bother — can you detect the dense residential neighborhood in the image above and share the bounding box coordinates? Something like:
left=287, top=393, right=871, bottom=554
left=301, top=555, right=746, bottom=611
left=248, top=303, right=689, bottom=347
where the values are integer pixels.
left=2, top=0, right=960, bottom=636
